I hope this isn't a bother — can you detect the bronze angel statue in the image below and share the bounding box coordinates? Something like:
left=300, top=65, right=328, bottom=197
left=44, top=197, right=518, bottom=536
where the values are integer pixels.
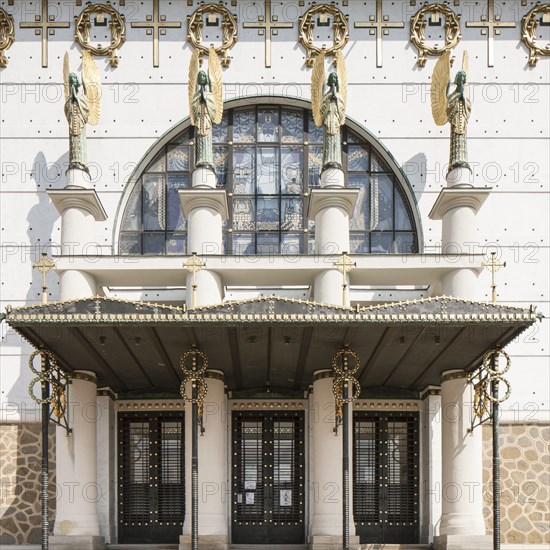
left=188, top=47, right=223, bottom=170
left=63, top=51, right=101, bottom=173
left=431, top=50, right=471, bottom=173
left=311, top=50, right=347, bottom=171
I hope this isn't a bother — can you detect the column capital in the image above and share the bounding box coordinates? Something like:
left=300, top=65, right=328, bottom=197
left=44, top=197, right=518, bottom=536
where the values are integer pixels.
left=307, top=188, right=359, bottom=220
left=48, top=189, right=107, bottom=221
left=312, top=369, right=333, bottom=383
left=440, top=369, right=468, bottom=384
left=179, top=189, right=229, bottom=220
left=429, top=188, right=490, bottom=220
left=420, top=385, right=442, bottom=400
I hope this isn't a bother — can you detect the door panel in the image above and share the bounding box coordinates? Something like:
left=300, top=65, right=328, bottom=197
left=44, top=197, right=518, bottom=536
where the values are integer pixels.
left=353, top=411, right=419, bottom=544
left=118, top=412, right=185, bottom=544
left=232, top=411, right=305, bottom=544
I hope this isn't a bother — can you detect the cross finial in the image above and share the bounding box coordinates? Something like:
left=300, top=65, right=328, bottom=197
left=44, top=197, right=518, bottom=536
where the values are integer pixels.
left=33, top=253, right=56, bottom=305
left=184, top=252, right=206, bottom=308
left=334, top=251, right=356, bottom=307
left=482, top=251, right=506, bottom=304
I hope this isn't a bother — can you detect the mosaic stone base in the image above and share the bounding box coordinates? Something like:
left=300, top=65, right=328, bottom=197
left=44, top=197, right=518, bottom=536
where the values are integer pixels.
left=483, top=423, right=550, bottom=544
left=0, top=422, right=56, bottom=544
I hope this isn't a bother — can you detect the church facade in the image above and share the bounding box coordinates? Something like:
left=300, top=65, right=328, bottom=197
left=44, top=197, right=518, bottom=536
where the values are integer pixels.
left=0, top=1, right=548, bottom=549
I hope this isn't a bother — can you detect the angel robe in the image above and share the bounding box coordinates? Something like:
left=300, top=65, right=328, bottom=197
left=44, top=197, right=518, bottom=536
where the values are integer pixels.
left=64, top=88, right=90, bottom=172
left=320, top=85, right=345, bottom=170
left=446, top=90, right=471, bottom=171
left=191, top=83, right=217, bottom=169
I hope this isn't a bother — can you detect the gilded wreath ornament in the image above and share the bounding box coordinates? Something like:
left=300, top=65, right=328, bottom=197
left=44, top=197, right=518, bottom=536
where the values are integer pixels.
left=75, top=3, right=126, bottom=67
left=332, top=347, right=361, bottom=426
left=179, top=346, right=209, bottom=419
left=299, top=4, right=349, bottom=67
left=521, top=2, right=550, bottom=67
left=0, top=7, right=15, bottom=68
left=186, top=3, right=238, bottom=68
left=410, top=3, right=461, bottom=67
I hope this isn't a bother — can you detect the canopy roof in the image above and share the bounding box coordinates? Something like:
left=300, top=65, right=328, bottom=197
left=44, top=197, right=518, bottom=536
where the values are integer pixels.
left=4, top=296, right=540, bottom=397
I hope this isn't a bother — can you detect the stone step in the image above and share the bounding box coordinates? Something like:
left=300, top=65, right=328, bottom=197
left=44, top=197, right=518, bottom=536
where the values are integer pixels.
left=109, top=546, right=179, bottom=550
left=229, top=546, right=309, bottom=550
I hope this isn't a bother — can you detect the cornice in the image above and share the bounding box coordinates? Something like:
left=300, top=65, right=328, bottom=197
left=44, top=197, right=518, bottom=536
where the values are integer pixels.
left=307, top=188, right=360, bottom=219
left=47, top=189, right=107, bottom=221
left=178, top=189, right=229, bottom=220
left=429, top=188, right=491, bottom=221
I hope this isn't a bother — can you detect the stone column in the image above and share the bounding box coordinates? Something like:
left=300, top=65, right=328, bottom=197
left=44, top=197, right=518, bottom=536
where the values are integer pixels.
left=308, top=168, right=358, bottom=306
left=433, top=371, right=490, bottom=550
left=420, top=386, right=442, bottom=544
left=309, top=370, right=360, bottom=550
left=429, top=175, right=490, bottom=299
left=179, top=184, right=227, bottom=308
left=51, top=371, right=104, bottom=550
left=95, top=389, right=116, bottom=543
left=180, top=370, right=228, bottom=550
left=47, top=189, right=106, bottom=300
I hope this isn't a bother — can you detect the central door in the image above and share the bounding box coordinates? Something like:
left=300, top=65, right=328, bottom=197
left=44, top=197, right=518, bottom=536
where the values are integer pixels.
left=232, top=410, right=305, bottom=544
left=353, top=411, right=419, bottom=544
left=118, top=411, right=185, bottom=544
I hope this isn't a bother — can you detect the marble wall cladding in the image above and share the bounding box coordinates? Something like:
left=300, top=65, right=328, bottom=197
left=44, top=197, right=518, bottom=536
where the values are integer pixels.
left=483, top=423, right=550, bottom=544
left=0, top=423, right=56, bottom=544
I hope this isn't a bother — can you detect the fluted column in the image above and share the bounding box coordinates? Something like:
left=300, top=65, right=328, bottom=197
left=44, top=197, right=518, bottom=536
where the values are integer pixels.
left=48, top=189, right=106, bottom=300
left=180, top=371, right=228, bottom=550
left=309, top=370, right=360, bottom=549
left=433, top=371, right=490, bottom=550
left=308, top=169, right=358, bottom=306
left=51, top=371, right=104, bottom=549
left=429, top=175, right=490, bottom=299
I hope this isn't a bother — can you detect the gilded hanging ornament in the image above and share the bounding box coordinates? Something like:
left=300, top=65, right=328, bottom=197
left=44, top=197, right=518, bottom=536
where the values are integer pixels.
left=187, top=3, right=238, bottom=68
left=299, top=4, right=349, bottom=67
left=410, top=3, right=461, bottom=67
left=75, top=3, right=126, bottom=67
left=521, top=2, right=550, bottom=67
left=0, top=8, right=14, bottom=68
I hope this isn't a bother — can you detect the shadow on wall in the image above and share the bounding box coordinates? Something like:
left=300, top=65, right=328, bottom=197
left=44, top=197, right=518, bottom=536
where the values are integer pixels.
left=0, top=423, right=56, bottom=544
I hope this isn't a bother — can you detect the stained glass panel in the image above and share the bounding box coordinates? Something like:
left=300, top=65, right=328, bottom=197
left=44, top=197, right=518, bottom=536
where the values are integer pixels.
left=233, top=199, right=255, bottom=231
left=257, top=198, right=280, bottom=231
left=257, top=148, right=279, bottom=195
left=142, top=174, right=165, bottom=231
left=281, top=148, right=303, bottom=194
left=234, top=110, right=255, bottom=143
left=281, top=198, right=303, bottom=231
left=258, top=108, right=279, bottom=142
left=167, top=146, right=190, bottom=172
left=233, top=147, right=255, bottom=194
left=281, top=110, right=303, bottom=143
left=167, top=175, right=188, bottom=231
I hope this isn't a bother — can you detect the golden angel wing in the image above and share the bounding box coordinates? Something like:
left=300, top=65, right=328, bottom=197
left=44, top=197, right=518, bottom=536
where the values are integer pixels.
left=311, top=51, right=325, bottom=128
left=82, top=50, right=101, bottom=126
left=431, top=50, right=451, bottom=126
left=208, top=46, right=224, bottom=125
left=188, top=48, right=200, bottom=126
left=63, top=52, right=70, bottom=103
left=335, top=50, right=347, bottom=124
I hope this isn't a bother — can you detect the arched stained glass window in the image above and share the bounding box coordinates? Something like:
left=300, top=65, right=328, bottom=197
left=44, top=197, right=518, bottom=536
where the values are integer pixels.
left=119, top=105, right=418, bottom=256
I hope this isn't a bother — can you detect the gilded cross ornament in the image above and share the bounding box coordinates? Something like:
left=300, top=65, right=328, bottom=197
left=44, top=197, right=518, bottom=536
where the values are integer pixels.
left=131, top=0, right=181, bottom=67
left=33, top=253, right=56, bottom=305
left=334, top=251, right=355, bottom=307
left=482, top=251, right=506, bottom=304
left=521, top=3, right=550, bottom=67
left=243, top=0, right=293, bottom=68
left=410, top=3, right=462, bottom=67
left=187, top=3, right=238, bottom=67
left=354, top=0, right=404, bottom=68
left=0, top=8, right=15, bottom=68
left=75, top=3, right=126, bottom=67
left=466, top=0, right=516, bottom=67
left=185, top=252, right=205, bottom=308
left=299, top=4, right=349, bottom=67
left=19, top=0, right=70, bottom=68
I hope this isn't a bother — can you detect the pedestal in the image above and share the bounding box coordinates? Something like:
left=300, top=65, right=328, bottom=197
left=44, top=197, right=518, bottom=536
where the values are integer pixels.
left=433, top=371, right=490, bottom=550
left=192, top=166, right=218, bottom=189
left=53, top=372, right=104, bottom=547
left=180, top=372, right=228, bottom=548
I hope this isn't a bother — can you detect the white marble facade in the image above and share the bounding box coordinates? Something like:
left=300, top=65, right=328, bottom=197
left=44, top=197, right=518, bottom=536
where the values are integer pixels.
left=0, top=0, right=548, bottom=547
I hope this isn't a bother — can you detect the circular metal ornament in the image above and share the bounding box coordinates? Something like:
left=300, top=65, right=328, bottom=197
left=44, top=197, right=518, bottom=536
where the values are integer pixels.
left=0, top=8, right=15, bottom=68
left=482, top=348, right=511, bottom=376
left=299, top=4, right=349, bottom=67
left=521, top=3, right=550, bottom=67
left=29, top=349, right=56, bottom=376
left=332, top=376, right=361, bottom=404
left=180, top=376, right=209, bottom=404
left=484, top=375, right=512, bottom=404
left=179, top=347, right=208, bottom=377
left=186, top=4, right=238, bottom=68
left=75, top=3, right=126, bottom=67
left=331, top=347, right=361, bottom=377
left=410, top=3, right=461, bottom=67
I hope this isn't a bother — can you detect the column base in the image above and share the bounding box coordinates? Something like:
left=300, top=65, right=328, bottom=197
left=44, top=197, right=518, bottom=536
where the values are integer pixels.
left=309, top=535, right=361, bottom=550
left=433, top=534, right=491, bottom=550
left=50, top=535, right=105, bottom=550
left=179, top=534, right=228, bottom=550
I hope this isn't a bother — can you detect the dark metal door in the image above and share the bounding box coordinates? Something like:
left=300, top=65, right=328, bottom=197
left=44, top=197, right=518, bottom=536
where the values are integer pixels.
left=232, top=410, right=305, bottom=544
left=118, top=412, right=185, bottom=544
left=353, top=411, right=419, bottom=544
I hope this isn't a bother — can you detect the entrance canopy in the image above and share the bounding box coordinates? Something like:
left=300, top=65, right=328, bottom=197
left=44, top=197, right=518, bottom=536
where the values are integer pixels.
left=4, top=296, right=539, bottom=396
